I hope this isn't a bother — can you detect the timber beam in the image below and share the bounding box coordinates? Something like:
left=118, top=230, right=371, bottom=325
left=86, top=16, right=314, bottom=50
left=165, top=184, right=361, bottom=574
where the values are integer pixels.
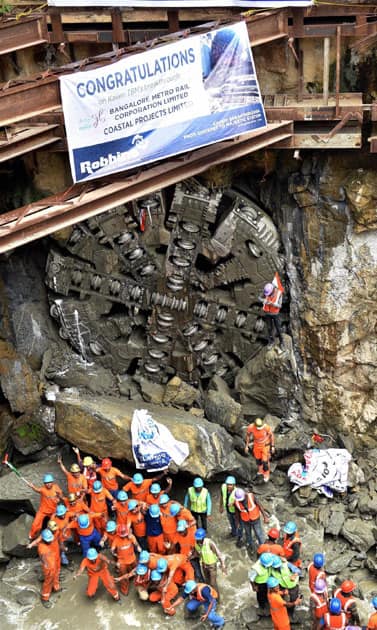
left=0, top=14, right=48, bottom=55
left=0, top=122, right=292, bottom=253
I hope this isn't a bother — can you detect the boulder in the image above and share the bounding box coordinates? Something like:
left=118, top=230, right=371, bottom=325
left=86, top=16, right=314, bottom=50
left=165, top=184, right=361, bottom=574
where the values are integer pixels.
left=138, top=377, right=165, bottom=405
left=326, top=550, right=356, bottom=575
left=3, top=515, right=36, bottom=557
left=358, top=492, right=377, bottom=516
left=0, top=341, right=40, bottom=414
left=0, top=404, right=14, bottom=453
left=318, top=503, right=346, bottom=536
left=55, top=392, right=250, bottom=480
left=10, top=406, right=58, bottom=456
left=163, top=376, right=198, bottom=408
left=341, top=517, right=377, bottom=552
left=203, top=390, right=242, bottom=434
left=0, top=528, right=10, bottom=564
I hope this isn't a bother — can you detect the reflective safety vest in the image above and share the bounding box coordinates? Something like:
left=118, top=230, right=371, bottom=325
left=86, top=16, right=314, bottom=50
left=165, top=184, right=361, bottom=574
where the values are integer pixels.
left=196, top=583, right=218, bottom=602
left=333, top=588, right=356, bottom=619
left=234, top=493, right=260, bottom=522
left=271, top=564, right=297, bottom=590
left=221, top=484, right=235, bottom=513
left=188, top=487, right=208, bottom=513
left=308, top=562, right=326, bottom=593
left=195, top=538, right=218, bottom=566
left=310, top=592, right=328, bottom=619
left=324, top=611, right=346, bottom=629
left=251, top=561, right=270, bottom=584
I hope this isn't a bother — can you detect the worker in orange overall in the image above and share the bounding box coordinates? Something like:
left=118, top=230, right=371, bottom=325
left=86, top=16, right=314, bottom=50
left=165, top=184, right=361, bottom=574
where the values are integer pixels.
left=245, top=417, right=275, bottom=483
left=170, top=502, right=197, bottom=529
left=308, top=553, right=327, bottom=594
left=145, top=504, right=165, bottom=554
left=148, top=569, right=179, bottom=616
left=257, top=528, right=285, bottom=557
left=324, top=598, right=346, bottom=629
left=126, top=499, right=148, bottom=550
left=282, top=521, right=302, bottom=568
left=96, top=458, right=128, bottom=506
left=333, top=579, right=360, bottom=625
left=37, top=528, right=61, bottom=608
left=152, top=553, right=195, bottom=588
left=89, top=480, right=113, bottom=534
left=72, top=447, right=98, bottom=492
left=262, top=272, right=285, bottom=349
left=367, top=597, right=377, bottom=630
left=99, top=520, right=117, bottom=549
left=123, top=471, right=169, bottom=503
left=267, top=576, right=302, bottom=630
left=111, top=524, right=141, bottom=595
left=112, top=490, right=130, bottom=525
left=57, top=455, right=88, bottom=499
left=74, top=548, right=120, bottom=602
left=160, top=494, right=179, bottom=550
left=145, top=480, right=172, bottom=506
left=53, top=504, right=73, bottom=565
left=310, top=578, right=328, bottom=630
left=171, top=519, right=196, bottom=558
left=27, top=473, right=63, bottom=540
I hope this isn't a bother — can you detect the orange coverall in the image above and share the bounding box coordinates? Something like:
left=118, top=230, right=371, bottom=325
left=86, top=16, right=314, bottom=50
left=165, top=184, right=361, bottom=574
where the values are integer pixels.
left=97, top=466, right=123, bottom=493
left=111, top=533, right=138, bottom=595
left=89, top=487, right=113, bottom=533
left=29, top=484, right=63, bottom=539
left=123, top=479, right=153, bottom=503
left=127, top=509, right=147, bottom=538
left=171, top=528, right=196, bottom=558
left=149, top=552, right=194, bottom=586
left=149, top=574, right=178, bottom=615
left=368, top=611, right=377, bottom=629
left=113, top=500, right=129, bottom=526
left=64, top=472, right=88, bottom=497
left=38, top=540, right=60, bottom=602
left=79, top=554, right=119, bottom=599
left=246, top=423, right=274, bottom=480
left=268, top=590, right=291, bottom=630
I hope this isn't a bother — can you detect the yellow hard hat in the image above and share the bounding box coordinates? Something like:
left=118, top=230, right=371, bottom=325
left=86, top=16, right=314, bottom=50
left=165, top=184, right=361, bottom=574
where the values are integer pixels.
left=255, top=418, right=264, bottom=427
left=70, top=463, right=81, bottom=473
left=68, top=493, right=77, bottom=503
left=83, top=456, right=94, bottom=466
left=48, top=519, right=58, bottom=532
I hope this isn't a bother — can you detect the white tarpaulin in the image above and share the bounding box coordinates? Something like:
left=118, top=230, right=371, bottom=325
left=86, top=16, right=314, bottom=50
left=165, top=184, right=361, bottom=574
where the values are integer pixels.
left=288, top=449, right=352, bottom=498
left=49, top=2, right=313, bottom=7
left=131, top=408, right=189, bottom=472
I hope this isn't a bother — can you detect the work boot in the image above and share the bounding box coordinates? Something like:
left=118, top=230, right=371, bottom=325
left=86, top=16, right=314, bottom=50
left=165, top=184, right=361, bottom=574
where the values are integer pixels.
left=236, top=538, right=244, bottom=548
left=263, top=474, right=270, bottom=483
left=41, top=599, right=52, bottom=609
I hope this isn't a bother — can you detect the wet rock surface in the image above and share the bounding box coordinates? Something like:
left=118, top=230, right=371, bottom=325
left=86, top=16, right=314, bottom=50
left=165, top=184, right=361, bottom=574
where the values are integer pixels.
left=3, top=514, right=35, bottom=558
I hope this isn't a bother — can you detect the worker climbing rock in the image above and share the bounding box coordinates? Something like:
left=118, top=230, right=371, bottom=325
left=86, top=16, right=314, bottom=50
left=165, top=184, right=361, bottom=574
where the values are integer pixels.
left=127, top=499, right=148, bottom=550
left=148, top=569, right=179, bottom=616
left=234, top=487, right=267, bottom=551
left=267, top=575, right=302, bottom=630
left=271, top=555, right=301, bottom=622
left=245, top=417, right=275, bottom=483
left=193, top=528, right=226, bottom=598
left=57, top=455, right=88, bottom=499
left=249, top=551, right=274, bottom=612
left=27, top=473, right=63, bottom=540
left=282, top=521, right=302, bottom=568
left=74, top=548, right=120, bottom=602
left=324, top=598, right=346, bottom=629
left=262, top=272, right=284, bottom=349
left=308, top=553, right=327, bottom=593
left=38, top=528, right=61, bottom=608
left=145, top=504, right=165, bottom=554
left=219, top=475, right=237, bottom=538
left=257, top=528, right=285, bottom=557
left=367, top=596, right=377, bottom=629
left=333, top=579, right=360, bottom=625
left=310, top=578, right=329, bottom=630
left=70, top=513, right=102, bottom=557
left=184, top=477, right=212, bottom=530
left=89, top=480, right=113, bottom=534
left=171, top=580, right=225, bottom=628
left=111, top=524, right=140, bottom=595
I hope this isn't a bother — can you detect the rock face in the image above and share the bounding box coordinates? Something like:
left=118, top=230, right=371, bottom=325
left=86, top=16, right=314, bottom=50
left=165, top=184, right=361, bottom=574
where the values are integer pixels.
left=3, top=514, right=36, bottom=557
left=203, top=389, right=242, bottom=433
left=55, top=392, right=249, bottom=479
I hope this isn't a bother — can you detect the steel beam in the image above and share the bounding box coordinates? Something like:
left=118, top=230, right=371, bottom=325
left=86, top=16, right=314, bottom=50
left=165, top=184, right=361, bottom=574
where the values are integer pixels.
left=0, top=15, right=48, bottom=55
left=0, top=77, right=61, bottom=127
left=0, top=125, right=60, bottom=162
left=0, top=122, right=292, bottom=253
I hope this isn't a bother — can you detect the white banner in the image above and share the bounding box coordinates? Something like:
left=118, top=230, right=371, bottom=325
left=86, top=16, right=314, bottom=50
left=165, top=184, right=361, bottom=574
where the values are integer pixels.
left=131, top=408, right=189, bottom=471
left=50, top=1, right=313, bottom=7
left=60, top=22, right=267, bottom=182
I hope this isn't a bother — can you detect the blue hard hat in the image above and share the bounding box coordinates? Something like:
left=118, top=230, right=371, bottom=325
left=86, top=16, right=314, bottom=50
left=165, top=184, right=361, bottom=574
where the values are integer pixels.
left=133, top=473, right=144, bottom=485
left=184, top=580, right=197, bottom=594
left=150, top=570, right=162, bottom=582
left=313, top=553, right=324, bottom=568
left=93, top=480, right=102, bottom=493
left=150, top=483, right=161, bottom=494
left=78, top=514, right=90, bottom=529
left=260, top=552, right=274, bottom=568
left=193, top=477, right=204, bottom=489
left=87, top=548, right=98, bottom=561
left=225, top=476, right=236, bottom=485
left=41, top=528, right=54, bottom=543
left=106, top=520, right=116, bottom=533
left=283, top=521, right=297, bottom=535
left=56, top=504, right=67, bottom=517
left=195, top=528, right=206, bottom=541
left=157, top=558, right=168, bottom=573
left=43, top=473, right=54, bottom=484
left=128, top=500, right=138, bottom=511
left=139, top=550, right=150, bottom=564
left=149, top=504, right=160, bottom=517
left=372, top=597, right=377, bottom=609
left=170, top=503, right=180, bottom=516
left=271, top=555, right=282, bottom=569
left=177, top=519, right=188, bottom=532
left=136, top=564, right=148, bottom=576
left=329, top=598, right=341, bottom=614
left=267, top=576, right=279, bottom=589
left=117, top=490, right=128, bottom=502
left=159, top=494, right=170, bottom=505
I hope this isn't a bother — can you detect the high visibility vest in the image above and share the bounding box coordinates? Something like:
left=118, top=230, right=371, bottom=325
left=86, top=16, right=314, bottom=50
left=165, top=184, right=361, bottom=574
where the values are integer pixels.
left=188, top=487, right=208, bottom=513
left=333, top=588, right=356, bottom=619
left=308, top=562, right=326, bottom=592
left=324, top=611, right=346, bottom=629
left=234, top=493, right=260, bottom=522
left=195, top=538, right=218, bottom=566
left=196, top=583, right=218, bottom=601
left=221, top=484, right=235, bottom=513
left=271, top=564, right=297, bottom=590
left=310, top=592, right=328, bottom=619
left=252, top=561, right=270, bottom=584
left=248, top=424, right=273, bottom=446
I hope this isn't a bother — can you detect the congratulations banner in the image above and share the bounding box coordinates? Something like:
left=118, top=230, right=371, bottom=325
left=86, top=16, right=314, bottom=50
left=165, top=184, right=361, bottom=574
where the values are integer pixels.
left=60, top=22, right=267, bottom=183
left=50, top=1, right=312, bottom=7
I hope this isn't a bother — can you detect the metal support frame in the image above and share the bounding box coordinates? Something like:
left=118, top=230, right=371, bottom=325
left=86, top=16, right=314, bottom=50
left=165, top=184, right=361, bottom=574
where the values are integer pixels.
left=0, top=124, right=60, bottom=162
left=0, top=14, right=48, bottom=55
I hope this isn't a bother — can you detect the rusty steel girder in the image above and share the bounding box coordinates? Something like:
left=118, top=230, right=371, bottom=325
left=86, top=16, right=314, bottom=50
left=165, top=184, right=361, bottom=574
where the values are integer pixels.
left=0, top=124, right=60, bottom=162
left=0, top=121, right=292, bottom=253
left=0, top=14, right=48, bottom=55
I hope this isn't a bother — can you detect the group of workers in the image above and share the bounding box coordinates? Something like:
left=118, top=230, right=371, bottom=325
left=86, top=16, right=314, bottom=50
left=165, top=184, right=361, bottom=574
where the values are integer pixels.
left=20, top=428, right=377, bottom=630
